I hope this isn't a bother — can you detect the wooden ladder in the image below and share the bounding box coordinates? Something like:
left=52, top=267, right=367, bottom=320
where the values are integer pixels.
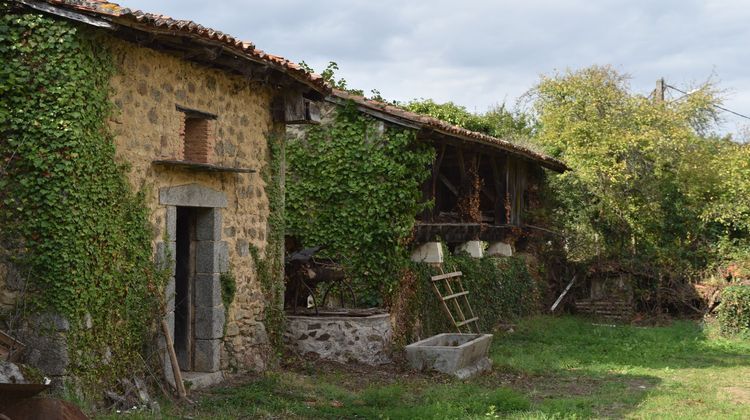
left=430, top=269, right=479, bottom=333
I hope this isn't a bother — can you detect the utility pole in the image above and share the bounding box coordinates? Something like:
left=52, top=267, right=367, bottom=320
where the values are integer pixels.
left=654, top=78, right=665, bottom=102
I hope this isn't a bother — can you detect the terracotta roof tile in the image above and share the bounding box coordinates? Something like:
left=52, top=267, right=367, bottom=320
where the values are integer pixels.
left=34, top=0, right=329, bottom=94
left=332, top=89, right=569, bottom=172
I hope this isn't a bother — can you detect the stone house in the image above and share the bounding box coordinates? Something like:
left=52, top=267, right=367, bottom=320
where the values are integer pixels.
left=0, top=0, right=328, bottom=386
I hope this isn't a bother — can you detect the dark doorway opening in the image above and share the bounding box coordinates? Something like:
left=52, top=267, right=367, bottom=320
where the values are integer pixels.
left=174, top=206, right=197, bottom=371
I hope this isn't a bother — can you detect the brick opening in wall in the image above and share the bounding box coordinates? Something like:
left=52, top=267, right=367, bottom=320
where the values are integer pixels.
left=183, top=117, right=212, bottom=163
left=177, top=105, right=217, bottom=164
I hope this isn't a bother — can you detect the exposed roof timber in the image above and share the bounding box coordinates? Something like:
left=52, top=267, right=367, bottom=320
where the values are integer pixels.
left=16, top=0, right=330, bottom=97
left=20, top=0, right=114, bottom=28
left=328, top=92, right=569, bottom=173
left=326, top=95, right=422, bottom=130
left=112, top=24, right=316, bottom=96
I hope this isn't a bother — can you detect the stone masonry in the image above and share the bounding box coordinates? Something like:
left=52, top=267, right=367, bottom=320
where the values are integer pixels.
left=284, top=314, right=393, bottom=365
left=106, top=36, right=279, bottom=374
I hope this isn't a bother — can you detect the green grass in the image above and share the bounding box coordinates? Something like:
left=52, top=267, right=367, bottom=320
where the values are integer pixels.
left=98, top=316, right=750, bottom=419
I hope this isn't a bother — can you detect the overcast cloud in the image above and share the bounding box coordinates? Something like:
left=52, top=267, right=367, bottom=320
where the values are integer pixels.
left=122, top=0, right=750, bottom=136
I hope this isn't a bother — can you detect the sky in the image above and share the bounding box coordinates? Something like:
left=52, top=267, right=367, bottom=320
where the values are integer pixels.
left=122, top=0, right=750, bottom=137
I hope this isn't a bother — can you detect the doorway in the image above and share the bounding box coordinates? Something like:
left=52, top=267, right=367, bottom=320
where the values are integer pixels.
left=174, top=206, right=197, bottom=371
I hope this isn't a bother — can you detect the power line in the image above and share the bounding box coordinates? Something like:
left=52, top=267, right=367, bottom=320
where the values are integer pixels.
left=665, top=83, right=750, bottom=121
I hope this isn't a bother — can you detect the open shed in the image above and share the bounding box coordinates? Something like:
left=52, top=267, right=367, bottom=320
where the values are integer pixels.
left=330, top=90, right=568, bottom=247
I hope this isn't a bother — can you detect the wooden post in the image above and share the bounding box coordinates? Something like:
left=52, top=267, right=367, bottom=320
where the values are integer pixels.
left=161, top=319, right=187, bottom=399
left=655, top=78, right=665, bottom=102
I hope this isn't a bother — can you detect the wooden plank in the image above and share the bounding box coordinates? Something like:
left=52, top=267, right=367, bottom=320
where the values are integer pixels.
left=431, top=279, right=459, bottom=330
left=21, top=0, right=115, bottom=28
left=550, top=275, right=577, bottom=312
left=431, top=271, right=462, bottom=282
left=442, top=291, right=469, bottom=301
left=456, top=276, right=478, bottom=333
left=439, top=174, right=459, bottom=196
left=491, top=156, right=505, bottom=225
left=152, top=160, right=255, bottom=173
left=455, top=317, right=479, bottom=327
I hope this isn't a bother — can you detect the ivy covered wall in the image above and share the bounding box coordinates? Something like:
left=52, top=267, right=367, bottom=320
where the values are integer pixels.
left=0, top=8, right=165, bottom=391
left=286, top=103, right=435, bottom=305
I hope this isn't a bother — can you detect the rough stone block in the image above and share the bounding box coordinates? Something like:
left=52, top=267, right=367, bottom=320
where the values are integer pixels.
left=155, top=241, right=176, bottom=274
left=455, top=241, right=484, bottom=258
left=21, top=329, right=69, bottom=376
left=165, top=206, right=177, bottom=241
left=236, top=239, right=249, bottom=257
left=196, top=208, right=222, bottom=241
left=31, top=312, right=70, bottom=332
left=195, top=273, right=222, bottom=307
left=164, top=277, right=176, bottom=312
left=218, top=241, right=229, bottom=273
left=164, top=311, right=174, bottom=339
left=195, top=241, right=219, bottom=274
left=194, top=339, right=221, bottom=372
left=410, top=242, right=443, bottom=264
left=195, top=305, right=225, bottom=339
left=159, top=183, right=228, bottom=208
left=486, top=242, right=513, bottom=257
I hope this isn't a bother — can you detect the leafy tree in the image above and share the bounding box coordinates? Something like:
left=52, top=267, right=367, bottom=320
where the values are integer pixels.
left=529, top=65, right=745, bottom=284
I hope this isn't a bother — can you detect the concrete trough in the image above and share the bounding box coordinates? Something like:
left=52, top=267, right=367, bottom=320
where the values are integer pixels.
left=405, top=333, right=492, bottom=379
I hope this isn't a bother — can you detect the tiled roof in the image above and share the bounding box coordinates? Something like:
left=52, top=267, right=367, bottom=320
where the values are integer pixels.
left=26, top=0, right=329, bottom=94
left=331, top=90, right=569, bottom=172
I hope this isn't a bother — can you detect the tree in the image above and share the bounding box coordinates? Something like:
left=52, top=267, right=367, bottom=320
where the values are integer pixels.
left=530, top=65, right=733, bottom=280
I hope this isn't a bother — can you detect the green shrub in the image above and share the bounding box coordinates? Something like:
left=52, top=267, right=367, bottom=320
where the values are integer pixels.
left=717, top=284, right=750, bottom=337
left=407, top=249, right=540, bottom=339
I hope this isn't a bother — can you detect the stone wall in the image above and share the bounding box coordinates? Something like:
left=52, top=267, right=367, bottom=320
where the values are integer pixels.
left=284, top=314, right=393, bottom=365
left=105, top=36, right=280, bottom=372
left=0, top=33, right=285, bottom=376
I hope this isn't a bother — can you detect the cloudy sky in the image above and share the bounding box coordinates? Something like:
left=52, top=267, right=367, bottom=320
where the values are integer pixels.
left=123, top=0, right=750, bottom=137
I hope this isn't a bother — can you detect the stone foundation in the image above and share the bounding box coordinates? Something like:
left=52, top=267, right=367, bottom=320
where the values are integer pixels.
left=284, top=313, right=392, bottom=365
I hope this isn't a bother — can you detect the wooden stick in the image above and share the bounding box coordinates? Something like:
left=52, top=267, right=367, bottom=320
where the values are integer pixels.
left=161, top=318, right=187, bottom=399
left=550, top=275, right=577, bottom=312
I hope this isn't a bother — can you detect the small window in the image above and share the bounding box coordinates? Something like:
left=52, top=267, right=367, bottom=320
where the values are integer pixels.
left=177, top=105, right=217, bottom=163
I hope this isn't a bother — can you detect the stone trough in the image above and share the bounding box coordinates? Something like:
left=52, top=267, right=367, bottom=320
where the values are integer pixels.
left=405, top=333, right=493, bottom=379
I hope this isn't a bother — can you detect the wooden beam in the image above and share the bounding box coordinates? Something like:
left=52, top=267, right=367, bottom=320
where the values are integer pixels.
left=20, top=0, right=115, bottom=28
left=491, top=156, right=505, bottom=225
left=439, top=174, right=459, bottom=196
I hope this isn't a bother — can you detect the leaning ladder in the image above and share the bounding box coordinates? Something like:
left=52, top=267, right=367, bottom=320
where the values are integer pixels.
left=430, top=269, right=480, bottom=333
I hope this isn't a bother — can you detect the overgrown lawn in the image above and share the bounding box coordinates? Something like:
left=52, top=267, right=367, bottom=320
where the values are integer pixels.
left=103, top=316, right=750, bottom=419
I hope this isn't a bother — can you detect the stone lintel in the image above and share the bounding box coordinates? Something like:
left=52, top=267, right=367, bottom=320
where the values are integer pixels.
left=159, top=183, right=228, bottom=208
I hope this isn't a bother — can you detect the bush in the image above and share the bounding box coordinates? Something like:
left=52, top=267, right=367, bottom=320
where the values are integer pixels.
left=717, top=284, right=750, bottom=337
left=404, top=250, right=540, bottom=340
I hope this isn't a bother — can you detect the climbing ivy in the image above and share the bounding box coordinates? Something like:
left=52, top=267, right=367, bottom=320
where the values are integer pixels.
left=0, top=8, right=166, bottom=395
left=252, top=130, right=287, bottom=352
left=286, top=103, right=434, bottom=305
left=396, top=250, right=540, bottom=345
